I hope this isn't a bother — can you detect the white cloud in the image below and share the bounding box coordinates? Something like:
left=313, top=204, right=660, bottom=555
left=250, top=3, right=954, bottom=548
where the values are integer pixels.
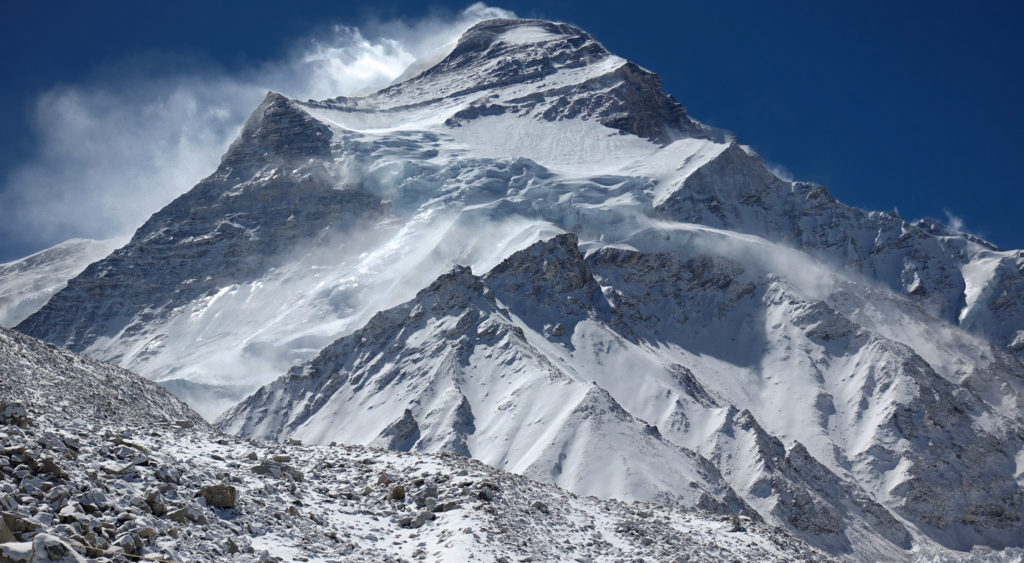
left=0, top=3, right=514, bottom=259
left=765, top=161, right=794, bottom=182
left=943, top=209, right=966, bottom=233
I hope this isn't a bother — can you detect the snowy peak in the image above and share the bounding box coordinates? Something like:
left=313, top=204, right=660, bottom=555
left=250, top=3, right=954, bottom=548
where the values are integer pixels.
left=219, top=232, right=1024, bottom=555
left=308, top=18, right=709, bottom=143
left=486, top=232, right=593, bottom=295
left=700, top=408, right=913, bottom=557
left=418, top=19, right=611, bottom=82
left=219, top=236, right=753, bottom=516
left=220, top=91, right=332, bottom=173
left=485, top=232, right=607, bottom=342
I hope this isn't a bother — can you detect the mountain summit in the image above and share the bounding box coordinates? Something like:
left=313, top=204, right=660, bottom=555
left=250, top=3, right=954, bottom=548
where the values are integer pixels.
left=14, top=17, right=1024, bottom=560
left=315, top=18, right=713, bottom=144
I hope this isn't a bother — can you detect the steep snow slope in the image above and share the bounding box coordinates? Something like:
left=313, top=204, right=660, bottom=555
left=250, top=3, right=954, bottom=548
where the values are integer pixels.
left=13, top=16, right=1024, bottom=560
left=218, top=254, right=750, bottom=518
left=0, top=329, right=824, bottom=562
left=222, top=234, right=1024, bottom=560
left=0, top=238, right=122, bottom=327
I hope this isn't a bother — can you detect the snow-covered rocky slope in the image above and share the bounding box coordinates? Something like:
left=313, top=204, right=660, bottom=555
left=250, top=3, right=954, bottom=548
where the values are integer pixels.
left=0, top=238, right=122, bottom=328
left=220, top=234, right=1024, bottom=559
left=0, top=328, right=823, bottom=562
left=13, top=16, right=1024, bottom=561
left=0, top=327, right=203, bottom=428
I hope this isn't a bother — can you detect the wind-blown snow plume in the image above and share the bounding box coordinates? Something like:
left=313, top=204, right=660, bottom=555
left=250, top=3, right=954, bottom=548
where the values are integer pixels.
left=0, top=3, right=514, bottom=261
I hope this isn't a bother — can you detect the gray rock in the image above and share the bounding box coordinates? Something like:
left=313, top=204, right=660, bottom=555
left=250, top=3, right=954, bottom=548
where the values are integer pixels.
left=125, top=495, right=151, bottom=514
left=409, top=510, right=435, bottom=529
left=0, top=404, right=29, bottom=428
left=167, top=505, right=207, bottom=524
left=0, top=540, right=31, bottom=563
left=74, top=495, right=110, bottom=515
left=413, top=485, right=438, bottom=508
left=250, top=461, right=303, bottom=482
left=0, top=516, right=14, bottom=542
left=2, top=512, right=41, bottom=536
left=154, top=467, right=181, bottom=484
left=32, top=533, right=87, bottom=562
left=143, top=489, right=168, bottom=516
left=433, top=501, right=461, bottom=513
left=200, top=484, right=238, bottom=509
left=387, top=485, right=406, bottom=501
left=37, top=458, right=65, bottom=480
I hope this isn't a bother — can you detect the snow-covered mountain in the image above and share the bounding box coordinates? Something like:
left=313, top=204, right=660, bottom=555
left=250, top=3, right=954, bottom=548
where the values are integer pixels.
left=13, top=17, right=1024, bottom=560
left=220, top=232, right=1024, bottom=558
left=0, top=237, right=123, bottom=327
left=0, top=327, right=824, bottom=562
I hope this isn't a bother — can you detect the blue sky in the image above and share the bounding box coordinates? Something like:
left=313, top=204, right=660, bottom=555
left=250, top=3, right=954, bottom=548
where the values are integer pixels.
left=1, top=1, right=1021, bottom=261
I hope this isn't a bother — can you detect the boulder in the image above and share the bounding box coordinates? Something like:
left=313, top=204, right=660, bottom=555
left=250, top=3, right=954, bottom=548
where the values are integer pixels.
left=387, top=485, right=406, bottom=501
left=167, top=505, right=207, bottom=524
left=200, top=484, right=238, bottom=509
left=410, top=510, right=435, bottom=529
left=34, top=533, right=87, bottom=562
left=0, top=517, right=14, bottom=543
left=144, top=489, right=168, bottom=516
left=1, top=513, right=40, bottom=536
left=0, top=541, right=30, bottom=563
left=433, top=501, right=461, bottom=513
left=37, top=459, right=65, bottom=481
left=250, top=461, right=303, bottom=482
left=0, top=404, right=29, bottom=428
left=0, top=533, right=84, bottom=563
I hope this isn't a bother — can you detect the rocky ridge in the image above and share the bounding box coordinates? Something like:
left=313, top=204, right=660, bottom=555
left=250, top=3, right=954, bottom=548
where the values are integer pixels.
left=222, top=234, right=1024, bottom=560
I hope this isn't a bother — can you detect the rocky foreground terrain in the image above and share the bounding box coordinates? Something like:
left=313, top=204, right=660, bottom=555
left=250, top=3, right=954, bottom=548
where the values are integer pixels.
left=0, top=326, right=826, bottom=562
